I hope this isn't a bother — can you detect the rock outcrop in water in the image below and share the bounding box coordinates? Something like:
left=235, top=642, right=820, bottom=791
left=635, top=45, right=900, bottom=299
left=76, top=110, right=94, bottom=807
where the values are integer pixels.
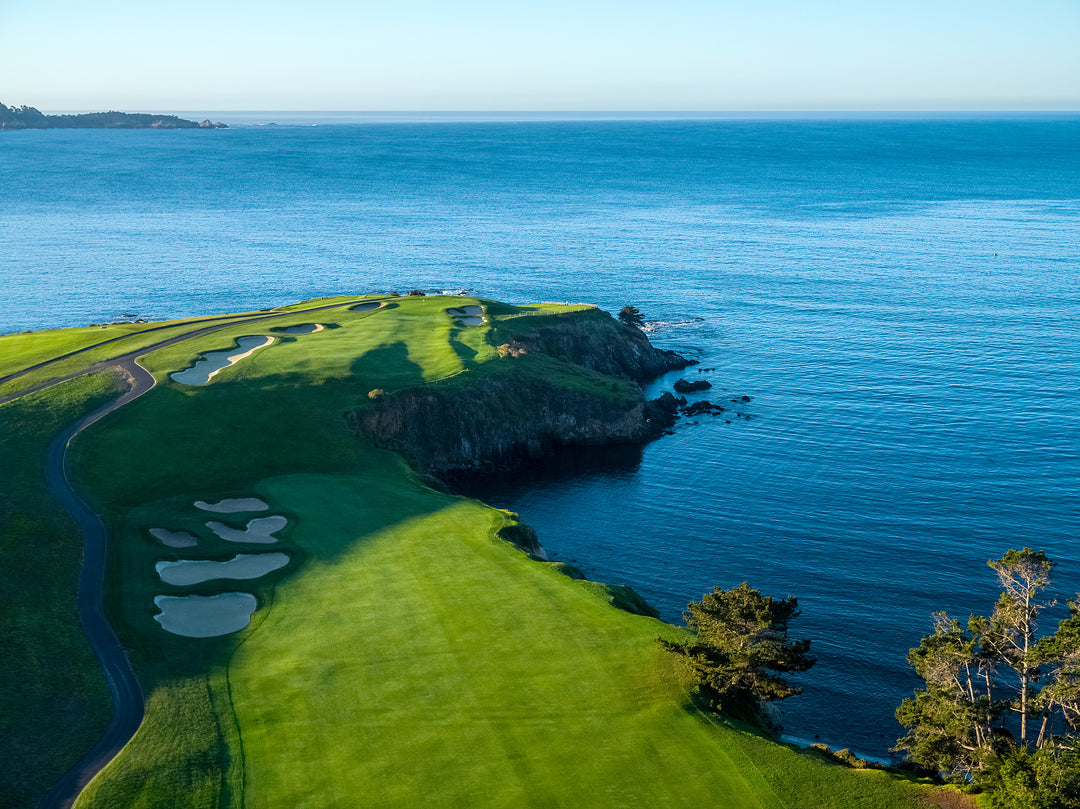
left=673, top=378, right=712, bottom=393
left=348, top=308, right=693, bottom=476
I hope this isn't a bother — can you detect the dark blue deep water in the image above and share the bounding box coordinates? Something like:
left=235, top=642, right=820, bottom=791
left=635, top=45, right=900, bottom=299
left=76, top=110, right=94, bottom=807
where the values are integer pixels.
left=3, top=115, right=1080, bottom=756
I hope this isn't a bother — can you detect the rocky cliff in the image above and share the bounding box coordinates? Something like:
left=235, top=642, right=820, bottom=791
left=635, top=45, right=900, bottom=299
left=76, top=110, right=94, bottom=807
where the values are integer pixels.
left=488, top=308, right=690, bottom=381
left=348, top=308, right=691, bottom=476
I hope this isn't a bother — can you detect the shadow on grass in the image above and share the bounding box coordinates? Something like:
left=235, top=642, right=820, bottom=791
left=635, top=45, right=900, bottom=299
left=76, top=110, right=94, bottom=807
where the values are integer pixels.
left=350, top=341, right=426, bottom=392
left=448, top=327, right=479, bottom=365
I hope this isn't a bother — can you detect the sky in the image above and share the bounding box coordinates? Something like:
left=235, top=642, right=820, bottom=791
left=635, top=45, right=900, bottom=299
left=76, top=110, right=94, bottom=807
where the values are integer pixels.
left=3, top=0, right=1079, bottom=112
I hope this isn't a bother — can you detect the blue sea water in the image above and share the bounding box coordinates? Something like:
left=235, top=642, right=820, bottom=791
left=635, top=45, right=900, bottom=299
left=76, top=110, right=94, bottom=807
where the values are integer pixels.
left=3, top=114, right=1080, bottom=756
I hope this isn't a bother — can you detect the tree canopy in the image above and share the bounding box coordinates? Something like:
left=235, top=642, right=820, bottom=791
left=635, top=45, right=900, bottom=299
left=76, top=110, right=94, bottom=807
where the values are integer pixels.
left=895, top=548, right=1080, bottom=806
left=658, top=582, right=814, bottom=727
left=618, top=305, right=645, bottom=329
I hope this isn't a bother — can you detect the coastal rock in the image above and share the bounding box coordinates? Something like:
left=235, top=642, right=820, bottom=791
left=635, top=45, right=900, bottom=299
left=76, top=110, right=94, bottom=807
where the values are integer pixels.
left=497, top=518, right=543, bottom=556
left=495, top=309, right=694, bottom=381
left=350, top=371, right=656, bottom=475
left=673, top=378, right=712, bottom=393
left=643, top=392, right=680, bottom=429
left=681, top=400, right=726, bottom=417
left=349, top=309, right=693, bottom=476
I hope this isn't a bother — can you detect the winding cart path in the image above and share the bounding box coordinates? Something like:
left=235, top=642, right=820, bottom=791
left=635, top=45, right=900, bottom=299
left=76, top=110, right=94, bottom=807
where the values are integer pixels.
left=25, top=299, right=382, bottom=808
left=36, top=359, right=153, bottom=809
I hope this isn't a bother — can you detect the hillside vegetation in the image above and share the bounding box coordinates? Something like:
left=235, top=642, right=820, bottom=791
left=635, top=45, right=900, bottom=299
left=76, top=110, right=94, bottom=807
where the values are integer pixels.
left=0, top=102, right=226, bottom=129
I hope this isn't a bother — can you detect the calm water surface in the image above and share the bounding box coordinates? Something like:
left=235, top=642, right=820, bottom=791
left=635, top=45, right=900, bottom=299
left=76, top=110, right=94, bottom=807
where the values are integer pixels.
left=3, top=115, right=1079, bottom=755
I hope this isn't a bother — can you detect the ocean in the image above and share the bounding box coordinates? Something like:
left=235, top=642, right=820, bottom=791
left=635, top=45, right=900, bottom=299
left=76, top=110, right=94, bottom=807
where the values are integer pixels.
left=3, top=114, right=1079, bottom=756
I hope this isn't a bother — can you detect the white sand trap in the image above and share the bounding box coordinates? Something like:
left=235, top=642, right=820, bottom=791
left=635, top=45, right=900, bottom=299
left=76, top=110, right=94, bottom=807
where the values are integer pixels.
left=156, top=553, right=290, bottom=586
left=154, top=593, right=258, bottom=638
left=194, top=497, right=270, bottom=514
left=170, top=335, right=274, bottom=386
left=447, top=305, right=483, bottom=317
left=206, top=515, right=287, bottom=544
left=274, top=323, right=324, bottom=335
left=350, top=301, right=383, bottom=312
left=149, top=528, right=199, bottom=548
left=447, top=305, right=486, bottom=326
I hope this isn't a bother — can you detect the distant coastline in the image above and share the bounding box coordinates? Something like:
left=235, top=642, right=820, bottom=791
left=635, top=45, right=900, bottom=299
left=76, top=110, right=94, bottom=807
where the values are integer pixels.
left=0, top=103, right=226, bottom=130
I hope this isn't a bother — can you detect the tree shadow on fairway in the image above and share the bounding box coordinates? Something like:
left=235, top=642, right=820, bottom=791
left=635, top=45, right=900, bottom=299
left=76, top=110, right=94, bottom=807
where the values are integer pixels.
left=350, top=341, right=426, bottom=392
left=447, top=327, right=479, bottom=365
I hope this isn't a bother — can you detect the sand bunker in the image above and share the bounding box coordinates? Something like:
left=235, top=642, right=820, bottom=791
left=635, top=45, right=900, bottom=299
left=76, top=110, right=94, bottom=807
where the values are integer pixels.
left=194, top=497, right=270, bottom=514
left=350, top=301, right=383, bottom=312
left=206, top=515, right=287, bottom=544
left=156, top=552, right=289, bottom=586
left=273, top=323, right=324, bottom=335
left=447, top=305, right=486, bottom=326
left=149, top=528, right=199, bottom=548
left=153, top=593, right=258, bottom=638
left=170, top=335, right=274, bottom=386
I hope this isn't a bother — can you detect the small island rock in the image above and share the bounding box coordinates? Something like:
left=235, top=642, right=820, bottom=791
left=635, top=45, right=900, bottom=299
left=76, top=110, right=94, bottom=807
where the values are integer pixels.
left=673, top=378, right=712, bottom=394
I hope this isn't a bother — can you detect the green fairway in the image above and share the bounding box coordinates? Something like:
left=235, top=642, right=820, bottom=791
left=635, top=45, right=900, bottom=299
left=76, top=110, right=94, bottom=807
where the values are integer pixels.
left=3, top=295, right=943, bottom=809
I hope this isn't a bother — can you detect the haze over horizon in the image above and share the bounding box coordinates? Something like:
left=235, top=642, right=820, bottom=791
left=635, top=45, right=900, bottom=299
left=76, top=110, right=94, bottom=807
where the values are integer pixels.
left=3, top=0, right=1078, bottom=112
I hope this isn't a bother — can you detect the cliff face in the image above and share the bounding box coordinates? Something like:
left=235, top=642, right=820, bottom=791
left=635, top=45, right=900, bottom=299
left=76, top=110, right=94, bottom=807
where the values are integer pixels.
left=350, top=371, right=656, bottom=474
left=349, top=309, right=690, bottom=476
left=490, top=309, right=690, bottom=381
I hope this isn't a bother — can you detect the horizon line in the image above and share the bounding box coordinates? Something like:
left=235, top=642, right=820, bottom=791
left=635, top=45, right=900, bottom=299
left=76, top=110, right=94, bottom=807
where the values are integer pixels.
left=24, top=105, right=1080, bottom=114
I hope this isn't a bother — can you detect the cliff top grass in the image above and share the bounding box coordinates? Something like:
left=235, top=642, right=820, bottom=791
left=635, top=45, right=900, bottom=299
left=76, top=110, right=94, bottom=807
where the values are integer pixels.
left=1, top=295, right=944, bottom=809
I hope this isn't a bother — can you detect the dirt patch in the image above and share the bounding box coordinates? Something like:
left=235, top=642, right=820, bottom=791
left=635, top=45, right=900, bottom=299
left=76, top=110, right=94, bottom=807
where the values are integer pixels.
left=922, top=788, right=980, bottom=809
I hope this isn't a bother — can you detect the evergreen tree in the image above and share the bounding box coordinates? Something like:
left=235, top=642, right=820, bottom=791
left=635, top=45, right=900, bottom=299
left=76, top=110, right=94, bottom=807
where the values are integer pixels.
left=658, top=582, right=814, bottom=726
left=987, top=549, right=1055, bottom=744
left=895, top=549, right=1080, bottom=806
left=894, top=614, right=1000, bottom=778
left=618, top=305, right=645, bottom=329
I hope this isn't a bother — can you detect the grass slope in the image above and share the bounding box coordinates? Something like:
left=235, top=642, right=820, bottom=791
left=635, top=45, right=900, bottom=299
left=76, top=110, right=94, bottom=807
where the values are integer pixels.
left=7, top=296, right=935, bottom=809
left=0, top=373, right=123, bottom=808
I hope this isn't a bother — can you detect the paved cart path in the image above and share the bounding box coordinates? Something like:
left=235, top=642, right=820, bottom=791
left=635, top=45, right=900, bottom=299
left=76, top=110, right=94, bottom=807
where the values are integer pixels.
left=30, top=298, right=384, bottom=808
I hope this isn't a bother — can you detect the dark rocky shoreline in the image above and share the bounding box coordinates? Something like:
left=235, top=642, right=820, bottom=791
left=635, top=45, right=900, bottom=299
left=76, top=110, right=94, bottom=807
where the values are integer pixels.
left=349, top=309, right=695, bottom=477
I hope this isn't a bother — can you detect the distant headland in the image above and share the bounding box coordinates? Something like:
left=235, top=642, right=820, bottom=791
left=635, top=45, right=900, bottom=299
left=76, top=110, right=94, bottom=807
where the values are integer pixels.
left=0, top=102, right=227, bottom=130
